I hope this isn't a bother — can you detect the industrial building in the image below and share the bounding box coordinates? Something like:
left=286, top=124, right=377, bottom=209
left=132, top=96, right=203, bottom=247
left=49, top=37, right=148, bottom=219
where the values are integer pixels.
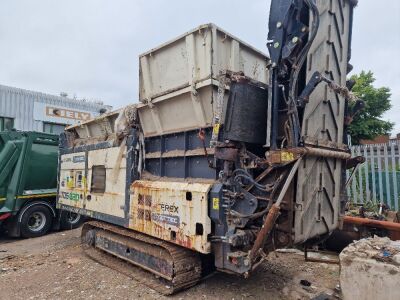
left=0, top=84, right=112, bottom=133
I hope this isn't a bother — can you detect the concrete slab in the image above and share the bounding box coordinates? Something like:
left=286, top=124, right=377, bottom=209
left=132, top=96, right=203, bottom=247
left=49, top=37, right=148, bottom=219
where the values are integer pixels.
left=340, top=236, right=400, bottom=300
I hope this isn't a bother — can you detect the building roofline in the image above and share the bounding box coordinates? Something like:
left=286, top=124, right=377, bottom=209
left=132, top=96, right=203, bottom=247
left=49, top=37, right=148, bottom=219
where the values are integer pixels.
left=0, top=83, right=112, bottom=110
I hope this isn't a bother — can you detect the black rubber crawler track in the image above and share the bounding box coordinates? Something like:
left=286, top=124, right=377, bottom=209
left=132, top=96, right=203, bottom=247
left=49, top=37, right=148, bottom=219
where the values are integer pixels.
left=81, top=221, right=202, bottom=295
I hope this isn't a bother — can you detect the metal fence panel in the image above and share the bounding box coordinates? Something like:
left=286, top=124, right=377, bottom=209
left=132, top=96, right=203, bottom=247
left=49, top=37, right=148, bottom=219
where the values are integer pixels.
left=347, top=141, right=400, bottom=211
left=391, top=143, right=399, bottom=210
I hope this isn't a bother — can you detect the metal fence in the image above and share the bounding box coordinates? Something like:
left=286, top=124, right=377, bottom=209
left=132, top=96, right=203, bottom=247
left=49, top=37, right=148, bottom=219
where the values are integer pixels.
left=347, top=141, right=400, bottom=210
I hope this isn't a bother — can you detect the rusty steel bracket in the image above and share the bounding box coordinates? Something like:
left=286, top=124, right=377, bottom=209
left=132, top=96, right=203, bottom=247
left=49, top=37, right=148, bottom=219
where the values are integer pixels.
left=345, top=155, right=365, bottom=169
left=345, top=156, right=366, bottom=188
left=223, top=70, right=268, bottom=89
left=198, top=128, right=214, bottom=167
left=298, top=71, right=358, bottom=107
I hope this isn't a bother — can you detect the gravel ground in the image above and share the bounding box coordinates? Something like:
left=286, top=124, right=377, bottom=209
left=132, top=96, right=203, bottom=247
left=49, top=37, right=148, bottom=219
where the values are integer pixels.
left=0, top=228, right=341, bottom=300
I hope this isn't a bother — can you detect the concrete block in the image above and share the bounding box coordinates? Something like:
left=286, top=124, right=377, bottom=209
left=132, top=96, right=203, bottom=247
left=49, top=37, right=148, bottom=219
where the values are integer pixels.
left=340, top=236, right=400, bottom=300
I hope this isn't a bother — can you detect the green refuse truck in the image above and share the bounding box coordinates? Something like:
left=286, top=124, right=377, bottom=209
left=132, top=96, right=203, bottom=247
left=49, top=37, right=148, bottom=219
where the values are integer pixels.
left=0, top=131, right=82, bottom=237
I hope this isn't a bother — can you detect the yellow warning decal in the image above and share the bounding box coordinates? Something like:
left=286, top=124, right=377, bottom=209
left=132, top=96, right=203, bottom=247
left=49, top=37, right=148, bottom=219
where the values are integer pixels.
left=281, top=151, right=294, bottom=162
left=212, top=197, right=219, bottom=210
left=213, top=123, right=220, bottom=135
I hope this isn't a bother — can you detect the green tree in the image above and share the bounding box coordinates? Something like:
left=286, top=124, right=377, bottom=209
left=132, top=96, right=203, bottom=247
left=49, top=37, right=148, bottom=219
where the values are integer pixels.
left=348, top=71, right=393, bottom=144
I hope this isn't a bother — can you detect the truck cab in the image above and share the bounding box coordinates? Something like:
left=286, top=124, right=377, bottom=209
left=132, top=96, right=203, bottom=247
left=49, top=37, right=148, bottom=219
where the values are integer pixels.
left=0, top=131, right=81, bottom=237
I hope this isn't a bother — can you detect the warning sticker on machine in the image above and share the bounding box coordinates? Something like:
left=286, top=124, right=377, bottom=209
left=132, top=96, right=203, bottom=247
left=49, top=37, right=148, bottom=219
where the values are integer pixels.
left=281, top=151, right=294, bottom=162
left=213, top=123, right=220, bottom=135
left=212, top=197, right=219, bottom=210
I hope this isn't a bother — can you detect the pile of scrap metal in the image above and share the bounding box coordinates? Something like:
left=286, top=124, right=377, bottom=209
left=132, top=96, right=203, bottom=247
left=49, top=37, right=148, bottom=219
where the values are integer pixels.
left=346, top=201, right=399, bottom=222
left=326, top=202, right=400, bottom=252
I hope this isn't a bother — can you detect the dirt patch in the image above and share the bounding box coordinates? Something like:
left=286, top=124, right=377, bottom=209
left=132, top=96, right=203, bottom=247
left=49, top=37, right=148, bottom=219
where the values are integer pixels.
left=0, top=229, right=340, bottom=299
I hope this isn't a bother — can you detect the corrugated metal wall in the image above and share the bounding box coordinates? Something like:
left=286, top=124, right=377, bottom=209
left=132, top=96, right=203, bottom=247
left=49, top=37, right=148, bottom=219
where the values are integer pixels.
left=0, top=84, right=112, bottom=132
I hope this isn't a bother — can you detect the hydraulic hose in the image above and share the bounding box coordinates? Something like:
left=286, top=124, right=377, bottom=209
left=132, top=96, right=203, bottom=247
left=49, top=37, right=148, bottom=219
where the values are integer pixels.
left=287, top=0, right=320, bottom=146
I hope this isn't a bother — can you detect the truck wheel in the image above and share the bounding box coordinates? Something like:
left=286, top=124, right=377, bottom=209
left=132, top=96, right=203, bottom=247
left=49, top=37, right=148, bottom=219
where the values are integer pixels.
left=20, top=205, right=53, bottom=238
left=60, top=211, right=84, bottom=230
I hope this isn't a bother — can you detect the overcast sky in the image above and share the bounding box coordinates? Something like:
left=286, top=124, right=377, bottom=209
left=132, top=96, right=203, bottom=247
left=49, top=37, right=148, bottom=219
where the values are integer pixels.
left=1, top=0, right=399, bottom=133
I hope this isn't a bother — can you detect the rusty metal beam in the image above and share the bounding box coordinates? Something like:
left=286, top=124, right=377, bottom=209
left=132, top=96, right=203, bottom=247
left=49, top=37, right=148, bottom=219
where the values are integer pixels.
left=344, top=216, right=400, bottom=232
